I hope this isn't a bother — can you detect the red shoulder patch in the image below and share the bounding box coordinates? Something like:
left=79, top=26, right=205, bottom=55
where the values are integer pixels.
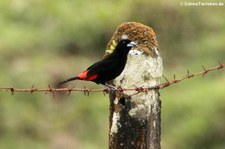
left=77, top=70, right=88, bottom=79
left=77, top=70, right=98, bottom=81
left=86, top=74, right=98, bottom=81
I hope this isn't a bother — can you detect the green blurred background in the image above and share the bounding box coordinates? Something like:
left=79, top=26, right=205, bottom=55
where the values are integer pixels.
left=0, top=0, right=225, bottom=149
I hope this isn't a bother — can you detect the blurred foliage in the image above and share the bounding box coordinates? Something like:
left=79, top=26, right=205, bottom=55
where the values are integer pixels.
left=0, top=0, right=225, bottom=149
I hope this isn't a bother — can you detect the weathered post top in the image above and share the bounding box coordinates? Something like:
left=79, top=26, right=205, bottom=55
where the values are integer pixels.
left=106, top=22, right=163, bottom=149
left=105, top=22, right=159, bottom=57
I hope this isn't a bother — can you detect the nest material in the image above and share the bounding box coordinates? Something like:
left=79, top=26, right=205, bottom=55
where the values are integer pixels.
left=105, top=22, right=159, bottom=57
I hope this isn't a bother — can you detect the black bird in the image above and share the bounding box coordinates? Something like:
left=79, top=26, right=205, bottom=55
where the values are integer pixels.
left=58, top=39, right=136, bottom=87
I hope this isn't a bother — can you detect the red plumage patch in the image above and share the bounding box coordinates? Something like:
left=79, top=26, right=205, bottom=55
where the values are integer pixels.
left=77, top=70, right=98, bottom=81
left=86, top=74, right=98, bottom=81
left=77, top=70, right=88, bottom=79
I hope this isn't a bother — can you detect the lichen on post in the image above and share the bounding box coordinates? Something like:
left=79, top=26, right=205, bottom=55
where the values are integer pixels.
left=105, top=22, right=163, bottom=149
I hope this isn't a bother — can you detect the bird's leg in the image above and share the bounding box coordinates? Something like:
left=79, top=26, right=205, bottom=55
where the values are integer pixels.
left=104, top=84, right=117, bottom=91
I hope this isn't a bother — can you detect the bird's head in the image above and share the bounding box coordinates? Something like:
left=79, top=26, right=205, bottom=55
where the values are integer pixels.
left=116, top=39, right=137, bottom=53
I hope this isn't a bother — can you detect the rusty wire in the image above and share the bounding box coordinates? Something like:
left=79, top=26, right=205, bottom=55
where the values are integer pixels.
left=0, top=62, right=224, bottom=96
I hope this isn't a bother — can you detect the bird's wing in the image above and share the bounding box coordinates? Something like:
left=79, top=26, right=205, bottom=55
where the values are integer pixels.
left=86, top=58, right=119, bottom=78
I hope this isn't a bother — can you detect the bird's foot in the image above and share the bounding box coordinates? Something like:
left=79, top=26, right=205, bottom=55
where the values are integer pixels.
left=104, top=84, right=117, bottom=91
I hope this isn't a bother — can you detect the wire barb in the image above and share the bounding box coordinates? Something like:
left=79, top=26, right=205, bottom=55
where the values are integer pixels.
left=218, top=61, right=224, bottom=69
left=202, top=65, right=208, bottom=77
left=48, top=85, right=55, bottom=98
left=163, top=75, right=170, bottom=83
left=10, top=87, right=14, bottom=95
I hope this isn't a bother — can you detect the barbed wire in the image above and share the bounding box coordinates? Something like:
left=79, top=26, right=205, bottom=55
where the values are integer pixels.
left=0, top=62, right=224, bottom=96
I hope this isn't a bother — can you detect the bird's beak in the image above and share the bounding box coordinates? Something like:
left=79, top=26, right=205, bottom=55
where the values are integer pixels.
left=127, top=41, right=137, bottom=47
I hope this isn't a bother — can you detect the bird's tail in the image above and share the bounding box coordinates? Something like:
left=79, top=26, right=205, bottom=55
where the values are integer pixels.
left=58, top=76, right=80, bottom=86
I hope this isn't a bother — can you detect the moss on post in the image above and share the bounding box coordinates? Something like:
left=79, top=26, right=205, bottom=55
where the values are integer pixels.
left=105, top=22, right=163, bottom=149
